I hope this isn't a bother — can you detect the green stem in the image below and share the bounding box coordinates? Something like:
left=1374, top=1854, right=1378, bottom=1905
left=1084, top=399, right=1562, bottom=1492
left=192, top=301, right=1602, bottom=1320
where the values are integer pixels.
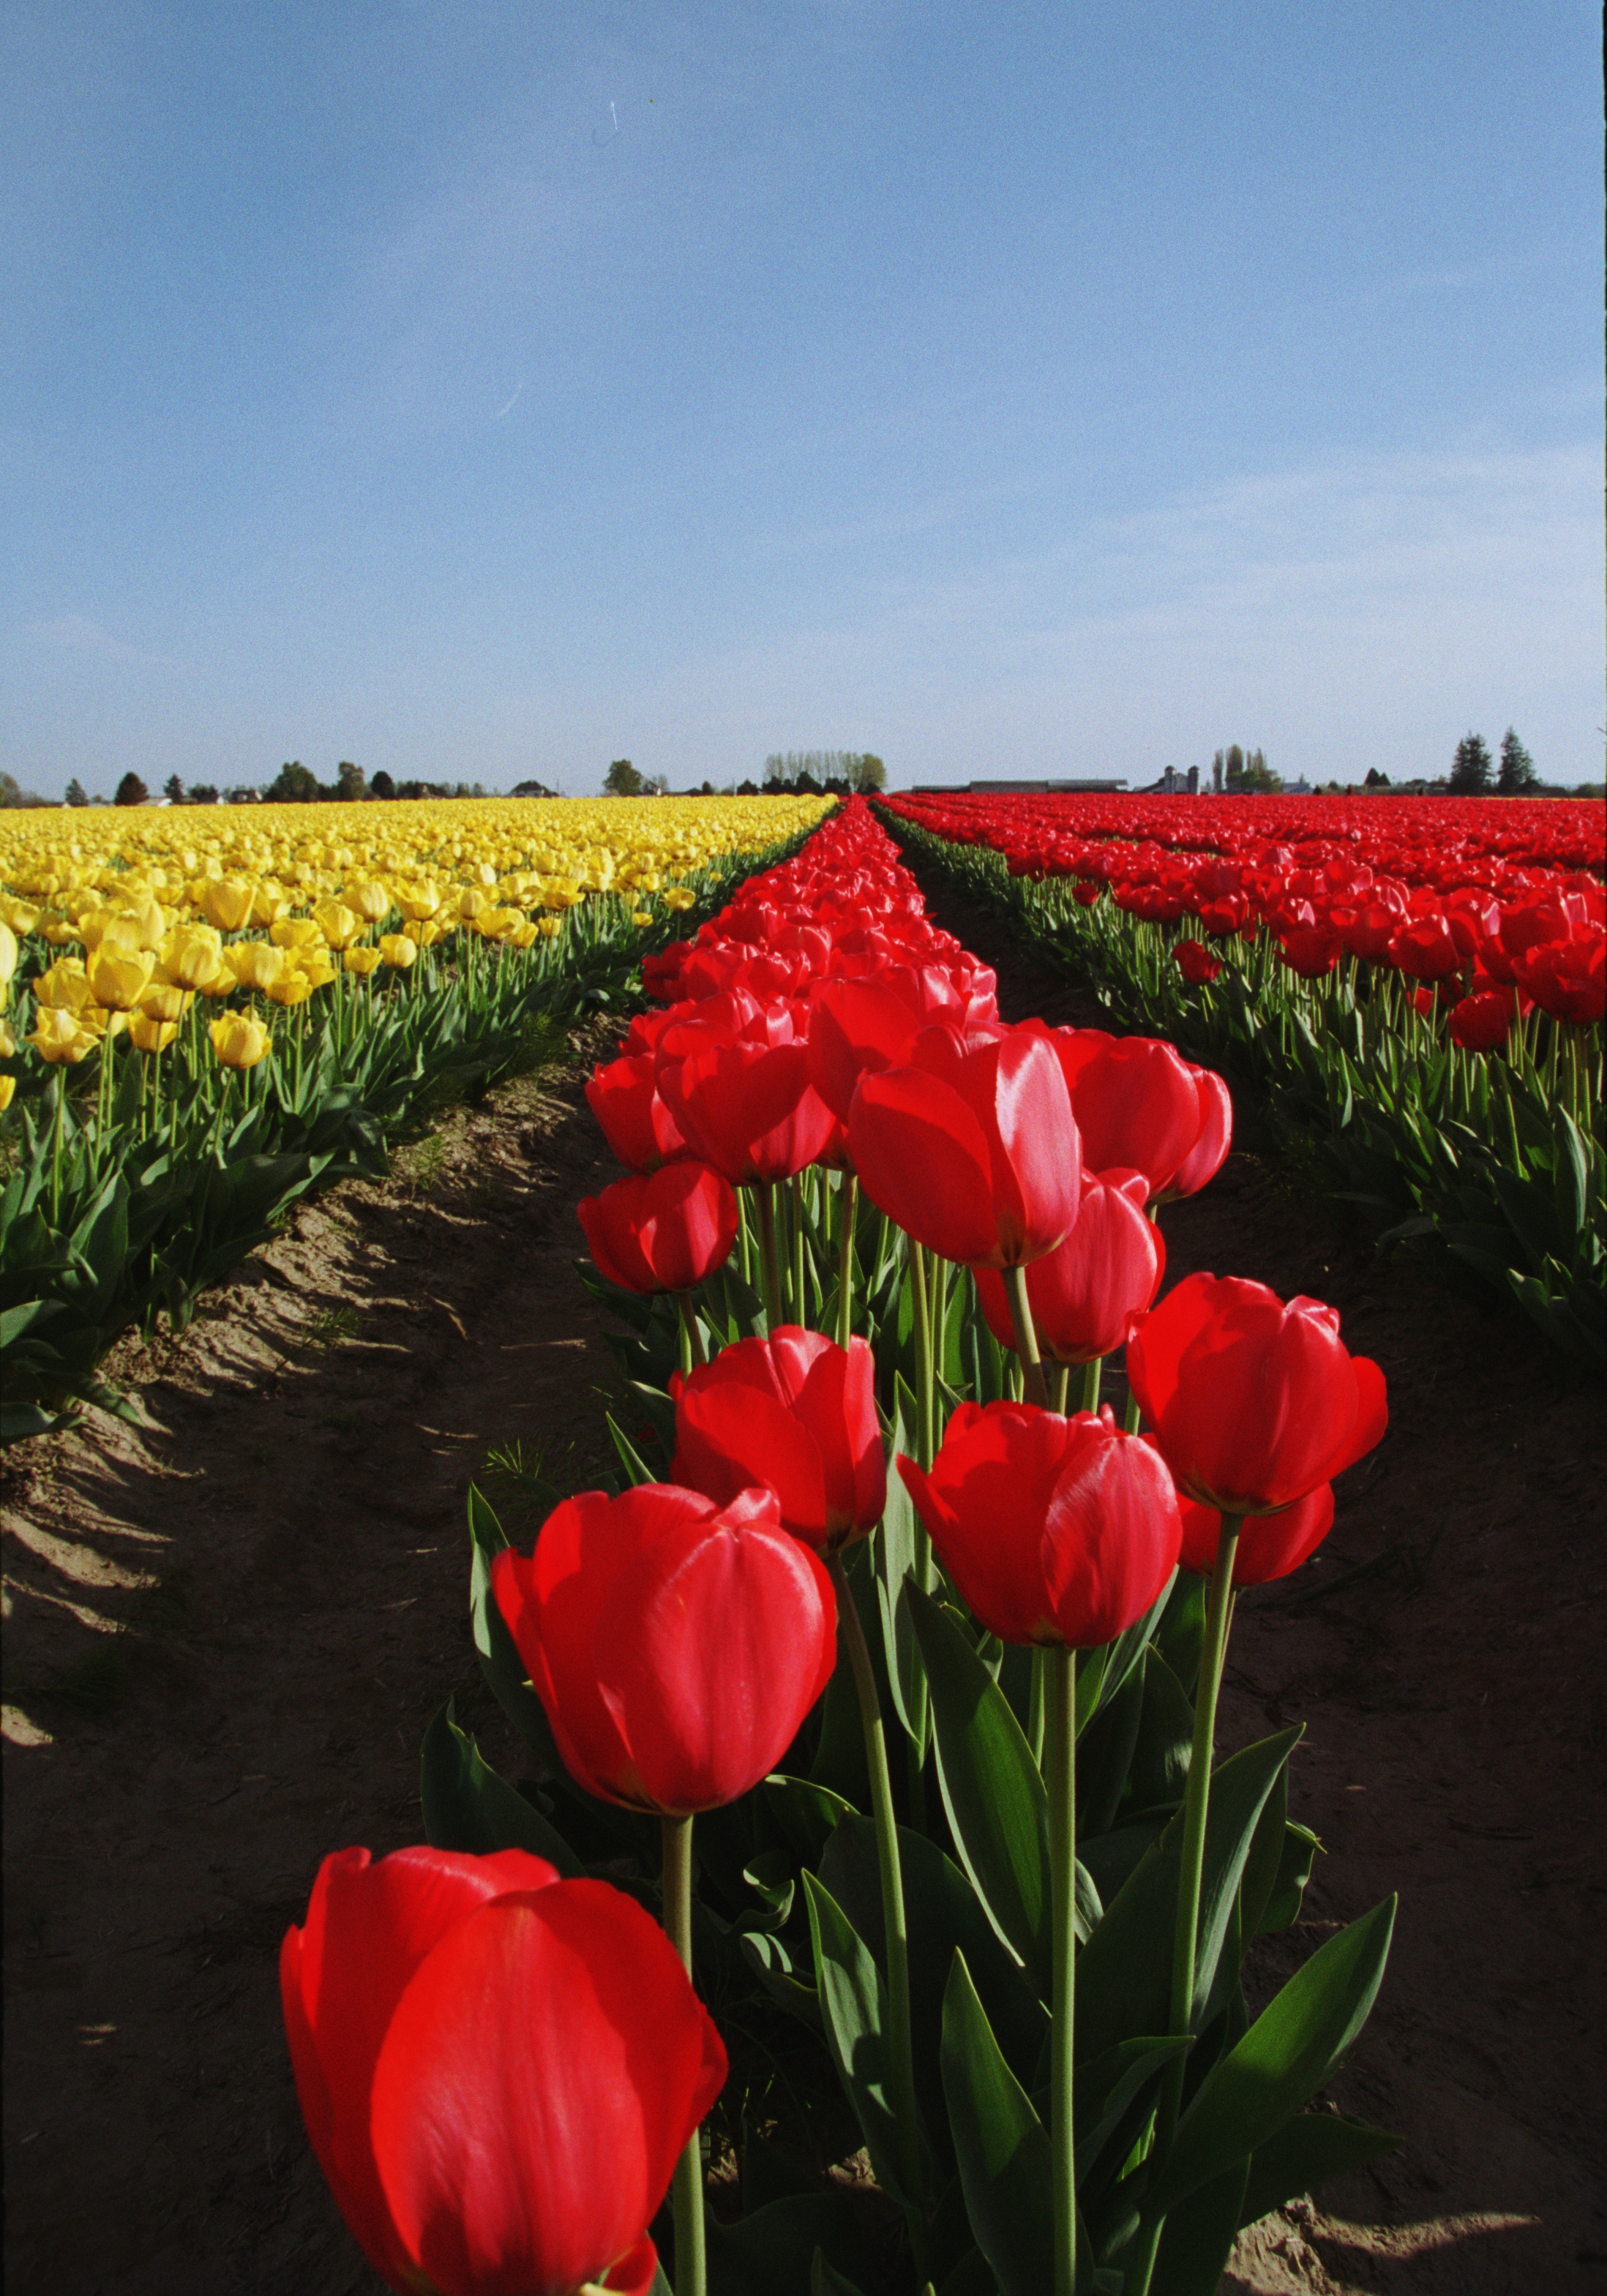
left=837, top=1172, right=858, bottom=1349
left=1048, top=1645, right=1078, bottom=2296
left=1027, top=1646, right=1046, bottom=1766
left=677, top=1291, right=707, bottom=1373
left=1003, top=1264, right=1049, bottom=1408
left=662, top=1815, right=707, bottom=2296
left=1079, top=1356, right=1102, bottom=1416
left=910, top=1242, right=937, bottom=1467
left=792, top=1172, right=807, bottom=1325
left=1128, top=1515, right=1241, bottom=2295
left=755, top=1183, right=784, bottom=1330
left=830, top=1556, right=923, bottom=2248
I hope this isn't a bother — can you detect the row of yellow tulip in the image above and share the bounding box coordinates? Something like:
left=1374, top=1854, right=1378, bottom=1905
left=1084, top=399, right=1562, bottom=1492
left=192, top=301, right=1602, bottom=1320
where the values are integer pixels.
left=0, top=795, right=831, bottom=1081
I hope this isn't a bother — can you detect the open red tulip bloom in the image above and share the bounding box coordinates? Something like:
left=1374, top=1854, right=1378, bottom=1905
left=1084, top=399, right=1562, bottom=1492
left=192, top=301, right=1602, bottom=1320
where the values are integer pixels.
left=281, top=1844, right=726, bottom=2296
left=493, top=1484, right=836, bottom=1814
left=577, top=1162, right=738, bottom=1296
left=899, top=1400, right=1183, bottom=1648
left=847, top=1024, right=1081, bottom=1269
left=670, top=1326, right=886, bottom=1554
left=973, top=1168, right=1165, bottom=1365
left=1126, top=1272, right=1387, bottom=1516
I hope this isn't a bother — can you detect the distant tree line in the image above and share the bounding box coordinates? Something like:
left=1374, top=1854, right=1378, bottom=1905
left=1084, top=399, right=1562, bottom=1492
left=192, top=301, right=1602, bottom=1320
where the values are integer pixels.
left=1449, top=729, right=1540, bottom=795
left=1211, top=746, right=1281, bottom=793
left=763, top=751, right=886, bottom=792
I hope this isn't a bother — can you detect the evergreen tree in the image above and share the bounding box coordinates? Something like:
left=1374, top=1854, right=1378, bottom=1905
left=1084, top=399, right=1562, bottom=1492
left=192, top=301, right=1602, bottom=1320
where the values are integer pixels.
left=335, top=759, right=367, bottom=802
left=114, top=771, right=149, bottom=806
left=1449, top=733, right=1493, bottom=792
left=1497, top=728, right=1539, bottom=794
left=163, top=773, right=185, bottom=804
left=370, top=770, right=397, bottom=800
left=64, top=778, right=89, bottom=807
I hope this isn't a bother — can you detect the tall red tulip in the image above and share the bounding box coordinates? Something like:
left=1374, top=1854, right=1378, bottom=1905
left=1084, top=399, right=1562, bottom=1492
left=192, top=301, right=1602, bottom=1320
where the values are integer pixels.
left=973, top=1168, right=1165, bottom=1365
left=1158, top=1064, right=1233, bottom=1203
left=1027, top=1027, right=1221, bottom=1204
left=1172, top=1477, right=1335, bottom=1587
left=805, top=978, right=921, bottom=1123
left=586, top=1053, right=689, bottom=1172
left=280, top=1845, right=726, bottom=2296
left=847, top=1024, right=1080, bottom=1268
left=659, top=1035, right=836, bottom=1185
left=578, top=1163, right=738, bottom=1295
left=898, top=1400, right=1182, bottom=1648
left=493, top=1485, right=836, bottom=1814
left=670, top=1327, right=885, bottom=1554
left=1127, top=1272, right=1387, bottom=1516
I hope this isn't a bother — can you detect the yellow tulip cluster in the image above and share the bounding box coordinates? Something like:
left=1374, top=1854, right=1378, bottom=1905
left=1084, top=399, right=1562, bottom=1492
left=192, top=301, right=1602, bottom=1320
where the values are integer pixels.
left=0, top=795, right=828, bottom=1077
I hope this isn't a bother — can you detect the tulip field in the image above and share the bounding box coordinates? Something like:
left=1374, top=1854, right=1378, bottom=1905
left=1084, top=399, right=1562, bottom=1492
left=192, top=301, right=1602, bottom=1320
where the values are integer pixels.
left=0, top=795, right=829, bottom=1441
left=883, top=791, right=1605, bottom=1372
left=6, top=787, right=1603, bottom=2295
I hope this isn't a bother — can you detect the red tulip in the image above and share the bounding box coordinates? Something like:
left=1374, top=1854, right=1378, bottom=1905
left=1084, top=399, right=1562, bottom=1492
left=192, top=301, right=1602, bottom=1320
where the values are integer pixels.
left=1173, top=939, right=1223, bottom=984
left=659, top=1035, right=836, bottom=1185
left=1387, top=914, right=1461, bottom=983
left=1164, top=1457, right=1336, bottom=1585
left=1279, top=924, right=1343, bottom=978
left=898, top=1400, right=1183, bottom=1648
left=585, top=1054, right=689, bottom=1172
left=973, top=1169, right=1164, bottom=1365
left=847, top=1024, right=1080, bottom=1269
left=280, top=1845, right=726, bottom=2296
left=1511, top=933, right=1605, bottom=1027
left=670, top=1327, right=885, bottom=1553
left=1446, top=989, right=1516, bottom=1051
left=577, top=1163, right=738, bottom=1296
left=1158, top=1064, right=1233, bottom=1203
left=1035, top=1029, right=1218, bottom=1204
left=493, top=1484, right=836, bottom=1814
left=1126, top=1272, right=1387, bottom=1516
left=805, top=979, right=922, bottom=1123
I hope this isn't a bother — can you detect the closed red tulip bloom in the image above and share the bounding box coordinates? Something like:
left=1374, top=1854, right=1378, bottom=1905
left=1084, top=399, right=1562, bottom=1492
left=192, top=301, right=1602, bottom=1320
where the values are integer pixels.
left=1158, top=1064, right=1233, bottom=1204
left=670, top=1327, right=885, bottom=1554
left=1033, top=1029, right=1207, bottom=1204
left=1279, top=924, right=1343, bottom=978
left=1447, top=989, right=1517, bottom=1051
left=280, top=1845, right=726, bottom=2296
left=586, top=1053, right=689, bottom=1171
left=1173, top=939, right=1223, bottom=984
left=847, top=1025, right=1080, bottom=1269
left=493, top=1484, right=836, bottom=1815
left=973, top=1168, right=1165, bottom=1365
left=1512, top=933, right=1605, bottom=1027
left=577, top=1162, right=738, bottom=1295
left=1173, top=1478, right=1335, bottom=1587
left=659, top=1036, right=836, bottom=1185
left=1387, top=915, right=1461, bottom=983
left=898, top=1400, right=1183, bottom=1648
left=805, top=979, right=922, bottom=1122
left=1127, top=1272, right=1387, bottom=1516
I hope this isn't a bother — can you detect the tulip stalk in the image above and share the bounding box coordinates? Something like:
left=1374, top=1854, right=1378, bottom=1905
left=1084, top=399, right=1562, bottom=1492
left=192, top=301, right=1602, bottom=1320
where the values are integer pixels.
left=1046, top=1643, right=1078, bottom=2296
left=1127, top=1513, right=1242, bottom=2296
left=754, top=1184, right=784, bottom=1330
left=837, top=1171, right=858, bottom=1348
left=1003, top=1264, right=1050, bottom=1408
left=661, top=1813, right=708, bottom=2296
left=677, top=1293, right=708, bottom=1373
left=828, top=1553, right=923, bottom=2256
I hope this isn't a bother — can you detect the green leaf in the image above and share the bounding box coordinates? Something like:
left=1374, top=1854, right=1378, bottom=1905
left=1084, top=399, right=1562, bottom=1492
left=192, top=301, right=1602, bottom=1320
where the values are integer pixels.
left=766, top=1772, right=858, bottom=1864
left=1126, top=1646, right=1195, bottom=1813
left=419, top=1697, right=583, bottom=1874
left=939, top=1951, right=1054, bottom=2296
left=1153, top=1895, right=1396, bottom=2210
left=1075, top=1730, right=1300, bottom=2068
left=465, top=1482, right=563, bottom=1766
left=1261, top=1820, right=1322, bottom=1935
left=1238, top=2112, right=1401, bottom=2229
left=1553, top=1108, right=1590, bottom=1253
left=874, top=1389, right=929, bottom=1755
left=1148, top=2156, right=1251, bottom=2296
left=907, top=1582, right=1053, bottom=1993
left=1236, top=1766, right=1289, bottom=1944
left=1075, top=2037, right=1191, bottom=2184
left=801, top=1870, right=924, bottom=2209
left=810, top=2251, right=868, bottom=2296
left=704, top=2193, right=882, bottom=2296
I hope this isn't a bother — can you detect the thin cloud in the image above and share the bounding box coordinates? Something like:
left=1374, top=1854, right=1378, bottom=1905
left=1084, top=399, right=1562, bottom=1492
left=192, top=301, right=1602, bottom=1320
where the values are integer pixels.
left=23, top=615, right=189, bottom=672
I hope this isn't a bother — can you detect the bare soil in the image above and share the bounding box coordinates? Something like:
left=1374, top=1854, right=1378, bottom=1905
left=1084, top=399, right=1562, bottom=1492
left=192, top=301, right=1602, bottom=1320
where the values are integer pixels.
left=4, top=901, right=1605, bottom=2296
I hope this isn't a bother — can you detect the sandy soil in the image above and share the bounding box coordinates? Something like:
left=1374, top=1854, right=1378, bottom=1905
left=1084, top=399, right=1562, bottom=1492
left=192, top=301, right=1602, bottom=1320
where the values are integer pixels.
left=4, top=909, right=1605, bottom=2295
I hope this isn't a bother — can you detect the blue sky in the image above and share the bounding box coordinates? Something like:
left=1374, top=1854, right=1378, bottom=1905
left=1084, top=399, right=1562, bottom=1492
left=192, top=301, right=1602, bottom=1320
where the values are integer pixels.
left=2, top=1, right=1600, bottom=798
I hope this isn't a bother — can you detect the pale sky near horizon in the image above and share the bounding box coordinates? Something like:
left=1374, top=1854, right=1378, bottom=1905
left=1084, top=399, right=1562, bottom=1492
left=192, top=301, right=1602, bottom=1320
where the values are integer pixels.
left=2, top=1, right=1600, bottom=800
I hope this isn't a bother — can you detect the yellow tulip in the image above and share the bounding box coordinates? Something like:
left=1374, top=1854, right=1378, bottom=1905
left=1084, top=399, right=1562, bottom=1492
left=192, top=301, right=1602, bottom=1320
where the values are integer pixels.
left=138, top=981, right=191, bottom=1023
left=0, top=1075, right=14, bottom=1113
left=535, top=915, right=563, bottom=939
left=417, top=919, right=447, bottom=948
left=250, top=882, right=289, bottom=926
left=378, top=934, right=419, bottom=969
left=127, top=1013, right=180, bottom=1054
left=1, top=901, right=39, bottom=937
left=343, top=945, right=383, bottom=976
left=312, top=898, right=363, bottom=950
left=504, top=919, right=540, bottom=948
left=201, top=877, right=256, bottom=932
left=263, top=969, right=317, bottom=1008
left=350, top=878, right=392, bottom=923
left=162, top=926, right=225, bottom=988
left=0, top=920, right=17, bottom=987
left=473, top=906, right=522, bottom=941
left=662, top=887, right=695, bottom=911
left=631, top=910, right=654, bottom=928
left=226, top=940, right=287, bottom=992
left=0, top=1018, right=13, bottom=1057
left=457, top=887, right=491, bottom=920
left=394, top=882, right=441, bottom=922
left=33, top=958, right=95, bottom=1013
left=86, top=947, right=156, bottom=1010
left=542, top=882, right=582, bottom=911
left=29, top=1006, right=97, bottom=1064
left=195, top=956, right=239, bottom=998
left=270, top=916, right=323, bottom=950
left=209, top=1013, right=271, bottom=1069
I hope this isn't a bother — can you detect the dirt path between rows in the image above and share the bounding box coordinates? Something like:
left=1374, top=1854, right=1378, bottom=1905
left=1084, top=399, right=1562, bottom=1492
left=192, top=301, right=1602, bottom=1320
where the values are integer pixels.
left=4, top=893, right=1605, bottom=2296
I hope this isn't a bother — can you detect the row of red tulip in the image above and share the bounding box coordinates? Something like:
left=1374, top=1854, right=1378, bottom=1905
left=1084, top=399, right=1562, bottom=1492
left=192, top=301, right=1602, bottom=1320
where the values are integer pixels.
left=281, top=796, right=1392, bottom=2296
left=885, top=790, right=1605, bottom=1034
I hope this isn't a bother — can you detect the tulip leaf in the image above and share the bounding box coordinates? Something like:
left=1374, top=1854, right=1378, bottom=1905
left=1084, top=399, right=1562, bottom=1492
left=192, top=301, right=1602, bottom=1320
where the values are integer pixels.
left=419, top=1697, right=584, bottom=1876
left=801, top=1869, right=926, bottom=2210
left=1075, top=1730, right=1300, bottom=2067
left=1151, top=1895, right=1396, bottom=2211
left=1235, top=1763, right=1289, bottom=1945
left=1261, top=1821, right=1322, bottom=1935
left=1236, top=2111, right=1401, bottom=2228
left=810, top=2251, right=869, bottom=2296
left=1126, top=1646, right=1195, bottom=1814
left=935, top=2247, right=1003, bottom=2296
left=1074, top=2037, right=1192, bottom=2186
left=907, top=1582, right=1053, bottom=1995
left=938, top=1950, right=1053, bottom=2296
left=465, top=1482, right=564, bottom=1768
left=606, top=1410, right=657, bottom=1488
left=1147, top=2156, right=1251, bottom=2296
left=737, top=1929, right=822, bottom=2026
left=766, top=1773, right=858, bottom=1864
left=704, top=2192, right=882, bottom=2296
left=874, top=1387, right=929, bottom=1757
